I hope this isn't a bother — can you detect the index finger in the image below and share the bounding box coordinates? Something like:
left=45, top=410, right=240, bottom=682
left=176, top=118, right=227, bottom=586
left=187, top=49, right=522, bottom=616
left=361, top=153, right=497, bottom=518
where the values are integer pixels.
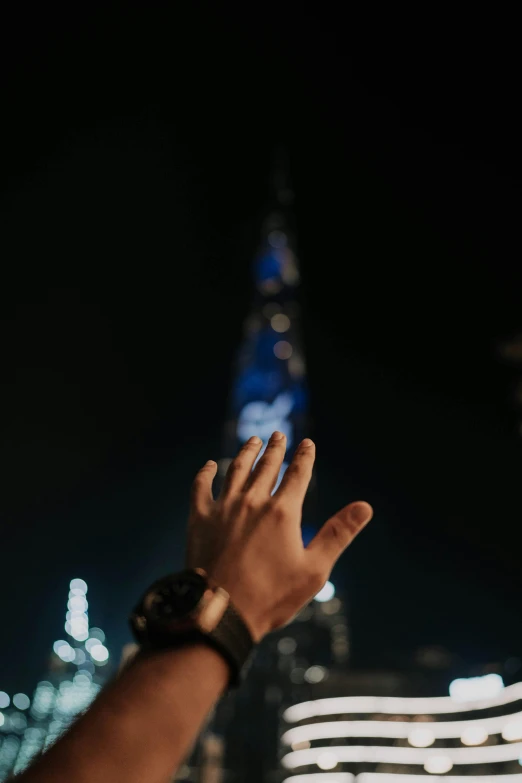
left=272, top=438, right=315, bottom=505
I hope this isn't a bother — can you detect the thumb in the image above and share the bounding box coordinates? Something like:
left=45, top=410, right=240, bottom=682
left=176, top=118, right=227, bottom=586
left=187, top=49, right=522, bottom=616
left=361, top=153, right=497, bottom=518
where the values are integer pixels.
left=306, top=501, right=373, bottom=571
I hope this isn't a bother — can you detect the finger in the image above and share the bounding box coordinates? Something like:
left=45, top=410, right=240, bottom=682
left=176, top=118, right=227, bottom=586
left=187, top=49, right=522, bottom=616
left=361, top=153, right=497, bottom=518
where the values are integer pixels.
left=305, top=501, right=373, bottom=573
left=273, top=437, right=315, bottom=505
left=190, top=460, right=218, bottom=514
left=220, top=436, right=264, bottom=498
left=243, top=431, right=287, bottom=496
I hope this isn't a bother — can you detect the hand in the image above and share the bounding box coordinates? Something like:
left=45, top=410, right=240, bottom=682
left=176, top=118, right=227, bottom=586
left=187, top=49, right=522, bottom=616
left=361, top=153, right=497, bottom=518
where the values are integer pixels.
left=185, top=432, right=373, bottom=643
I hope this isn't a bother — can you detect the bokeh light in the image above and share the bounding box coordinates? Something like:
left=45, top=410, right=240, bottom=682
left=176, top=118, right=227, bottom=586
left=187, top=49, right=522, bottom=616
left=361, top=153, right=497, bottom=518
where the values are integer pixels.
left=314, top=581, right=335, bottom=602
left=12, top=693, right=30, bottom=710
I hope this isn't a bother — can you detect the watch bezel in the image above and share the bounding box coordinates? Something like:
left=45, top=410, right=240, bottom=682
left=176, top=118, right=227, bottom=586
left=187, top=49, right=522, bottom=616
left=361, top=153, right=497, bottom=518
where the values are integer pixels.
left=143, top=569, right=208, bottom=623
left=130, top=569, right=213, bottom=643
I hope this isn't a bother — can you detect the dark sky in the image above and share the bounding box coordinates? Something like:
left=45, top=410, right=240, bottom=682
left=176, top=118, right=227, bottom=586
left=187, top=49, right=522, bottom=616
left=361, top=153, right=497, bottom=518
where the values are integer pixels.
left=1, top=5, right=522, bottom=695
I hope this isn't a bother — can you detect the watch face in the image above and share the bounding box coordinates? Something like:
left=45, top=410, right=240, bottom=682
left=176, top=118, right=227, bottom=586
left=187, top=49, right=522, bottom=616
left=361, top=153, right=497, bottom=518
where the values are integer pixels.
left=143, top=571, right=207, bottom=623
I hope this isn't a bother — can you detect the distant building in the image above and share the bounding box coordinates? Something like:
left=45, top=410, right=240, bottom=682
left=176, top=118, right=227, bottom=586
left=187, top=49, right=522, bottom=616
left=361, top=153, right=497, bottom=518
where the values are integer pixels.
left=279, top=671, right=522, bottom=782
left=0, top=578, right=112, bottom=780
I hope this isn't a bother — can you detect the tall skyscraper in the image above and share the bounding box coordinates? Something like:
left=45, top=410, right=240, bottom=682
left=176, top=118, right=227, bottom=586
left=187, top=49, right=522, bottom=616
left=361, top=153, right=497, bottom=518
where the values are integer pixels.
left=0, top=578, right=111, bottom=780
left=213, top=152, right=315, bottom=528
left=173, top=155, right=355, bottom=783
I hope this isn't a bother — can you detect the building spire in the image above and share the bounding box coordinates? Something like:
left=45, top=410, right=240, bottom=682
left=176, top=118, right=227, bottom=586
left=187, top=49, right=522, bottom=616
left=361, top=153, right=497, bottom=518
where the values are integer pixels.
left=270, top=145, right=294, bottom=208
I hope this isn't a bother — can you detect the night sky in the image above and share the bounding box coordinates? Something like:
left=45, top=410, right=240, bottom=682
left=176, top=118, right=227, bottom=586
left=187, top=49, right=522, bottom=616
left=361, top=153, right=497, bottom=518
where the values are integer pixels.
left=1, top=5, right=522, bottom=697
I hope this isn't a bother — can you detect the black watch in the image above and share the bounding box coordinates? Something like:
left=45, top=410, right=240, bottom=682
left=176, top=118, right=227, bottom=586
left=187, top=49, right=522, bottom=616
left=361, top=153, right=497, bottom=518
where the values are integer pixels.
left=129, top=568, right=257, bottom=690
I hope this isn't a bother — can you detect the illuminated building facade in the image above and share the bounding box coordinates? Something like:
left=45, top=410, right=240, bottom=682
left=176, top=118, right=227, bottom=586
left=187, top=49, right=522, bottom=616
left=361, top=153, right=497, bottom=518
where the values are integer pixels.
left=0, top=578, right=111, bottom=780
left=279, top=673, right=522, bottom=783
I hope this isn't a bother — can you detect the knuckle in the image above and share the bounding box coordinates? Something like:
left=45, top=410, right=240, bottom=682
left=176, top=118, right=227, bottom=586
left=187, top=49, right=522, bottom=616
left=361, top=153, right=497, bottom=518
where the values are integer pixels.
left=270, top=499, right=287, bottom=520
left=242, top=490, right=258, bottom=510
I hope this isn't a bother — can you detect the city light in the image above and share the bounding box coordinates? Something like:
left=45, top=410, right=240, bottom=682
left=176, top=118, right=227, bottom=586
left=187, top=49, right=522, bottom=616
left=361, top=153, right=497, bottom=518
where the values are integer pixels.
left=69, top=578, right=87, bottom=594
left=12, top=693, right=30, bottom=710
left=358, top=776, right=522, bottom=783
left=88, top=627, right=105, bottom=642
left=271, top=313, right=291, bottom=333
left=278, top=637, right=297, bottom=655
left=449, top=674, right=504, bottom=703
left=283, top=681, right=522, bottom=722
left=0, top=712, right=4, bottom=727
left=408, top=727, right=436, bottom=747
left=317, top=751, right=339, bottom=770
left=68, top=596, right=88, bottom=612
left=304, top=666, right=327, bottom=684
left=461, top=725, right=489, bottom=746
left=425, top=755, right=453, bottom=774
left=283, top=775, right=354, bottom=783
left=280, top=741, right=522, bottom=770
left=314, top=581, right=335, bottom=602
left=274, top=340, right=293, bottom=360
left=89, top=644, right=109, bottom=663
left=282, top=710, right=522, bottom=745
left=504, top=723, right=522, bottom=741
left=0, top=691, right=9, bottom=708
left=53, top=640, right=75, bottom=662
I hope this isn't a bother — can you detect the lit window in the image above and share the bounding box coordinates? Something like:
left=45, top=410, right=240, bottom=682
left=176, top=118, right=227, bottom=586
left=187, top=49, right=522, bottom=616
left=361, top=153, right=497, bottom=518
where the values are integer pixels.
left=317, top=751, right=338, bottom=770
left=408, top=727, right=435, bottom=747
left=424, top=755, right=453, bottom=774
left=461, top=725, right=488, bottom=745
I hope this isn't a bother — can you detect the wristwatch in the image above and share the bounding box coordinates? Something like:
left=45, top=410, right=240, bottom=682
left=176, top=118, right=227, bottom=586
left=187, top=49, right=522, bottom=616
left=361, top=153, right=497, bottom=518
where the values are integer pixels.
left=129, top=568, right=257, bottom=690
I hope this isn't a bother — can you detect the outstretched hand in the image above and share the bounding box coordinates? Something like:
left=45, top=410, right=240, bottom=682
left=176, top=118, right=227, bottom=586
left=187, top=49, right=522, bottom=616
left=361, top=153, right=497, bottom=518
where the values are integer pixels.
left=185, top=431, right=372, bottom=642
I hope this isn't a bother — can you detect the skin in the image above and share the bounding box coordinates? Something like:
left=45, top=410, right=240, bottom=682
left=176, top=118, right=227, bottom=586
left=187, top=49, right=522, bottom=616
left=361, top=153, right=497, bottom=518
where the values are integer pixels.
left=19, top=432, right=373, bottom=783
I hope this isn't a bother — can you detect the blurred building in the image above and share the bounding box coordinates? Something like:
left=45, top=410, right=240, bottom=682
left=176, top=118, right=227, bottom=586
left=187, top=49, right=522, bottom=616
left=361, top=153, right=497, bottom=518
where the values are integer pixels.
left=0, top=578, right=112, bottom=780
left=279, top=670, right=522, bottom=782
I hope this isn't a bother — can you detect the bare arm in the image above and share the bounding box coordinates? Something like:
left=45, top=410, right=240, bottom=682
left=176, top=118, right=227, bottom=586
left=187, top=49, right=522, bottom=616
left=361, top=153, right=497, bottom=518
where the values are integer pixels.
left=20, top=644, right=229, bottom=783
left=17, top=432, right=372, bottom=783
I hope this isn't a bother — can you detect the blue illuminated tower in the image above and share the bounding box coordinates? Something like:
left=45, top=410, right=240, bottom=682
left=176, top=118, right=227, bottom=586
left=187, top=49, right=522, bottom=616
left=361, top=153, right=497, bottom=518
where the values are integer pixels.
left=182, top=156, right=351, bottom=783
left=215, top=155, right=317, bottom=538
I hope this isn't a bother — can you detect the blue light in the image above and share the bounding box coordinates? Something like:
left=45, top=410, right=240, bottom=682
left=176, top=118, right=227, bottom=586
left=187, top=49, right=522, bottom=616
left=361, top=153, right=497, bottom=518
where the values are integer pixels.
left=254, top=250, right=283, bottom=283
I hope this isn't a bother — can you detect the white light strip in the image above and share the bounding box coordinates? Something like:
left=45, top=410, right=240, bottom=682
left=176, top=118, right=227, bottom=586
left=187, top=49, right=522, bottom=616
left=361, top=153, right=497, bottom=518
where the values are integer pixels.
left=283, top=683, right=522, bottom=723
left=281, top=778, right=522, bottom=783
left=282, top=775, right=354, bottom=783
left=282, top=710, right=522, bottom=745
left=357, top=776, right=522, bottom=783
left=281, top=741, right=522, bottom=770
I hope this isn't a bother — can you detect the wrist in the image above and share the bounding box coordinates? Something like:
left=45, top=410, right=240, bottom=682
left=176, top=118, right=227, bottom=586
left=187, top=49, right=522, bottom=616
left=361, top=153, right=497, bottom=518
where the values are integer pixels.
left=224, top=594, right=269, bottom=644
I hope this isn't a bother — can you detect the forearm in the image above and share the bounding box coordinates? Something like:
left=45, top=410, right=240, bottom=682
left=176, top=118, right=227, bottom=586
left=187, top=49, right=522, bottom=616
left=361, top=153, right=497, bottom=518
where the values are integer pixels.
left=19, top=644, right=229, bottom=783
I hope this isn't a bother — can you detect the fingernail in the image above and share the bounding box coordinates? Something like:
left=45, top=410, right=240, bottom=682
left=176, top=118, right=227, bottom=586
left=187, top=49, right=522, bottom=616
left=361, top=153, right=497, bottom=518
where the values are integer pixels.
left=205, top=460, right=216, bottom=466
left=271, top=431, right=285, bottom=441
left=300, top=438, right=314, bottom=448
left=249, top=436, right=262, bottom=445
